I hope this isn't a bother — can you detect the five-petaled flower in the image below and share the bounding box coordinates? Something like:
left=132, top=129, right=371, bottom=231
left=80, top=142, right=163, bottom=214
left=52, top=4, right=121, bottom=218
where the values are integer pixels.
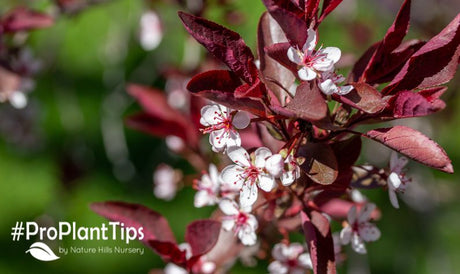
left=219, top=199, right=258, bottom=246
left=200, top=104, right=250, bottom=152
left=221, top=146, right=279, bottom=207
left=388, top=152, right=410, bottom=209
left=268, top=242, right=312, bottom=274
left=287, top=28, right=341, bottom=82
left=340, top=203, right=381, bottom=254
left=194, top=164, right=221, bottom=208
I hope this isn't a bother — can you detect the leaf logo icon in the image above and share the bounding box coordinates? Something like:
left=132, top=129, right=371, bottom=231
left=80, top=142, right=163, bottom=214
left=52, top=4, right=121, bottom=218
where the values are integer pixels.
left=25, top=242, right=60, bottom=261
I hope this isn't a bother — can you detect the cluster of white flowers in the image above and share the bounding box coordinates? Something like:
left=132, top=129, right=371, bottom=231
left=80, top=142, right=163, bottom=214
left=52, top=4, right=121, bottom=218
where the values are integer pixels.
left=194, top=104, right=306, bottom=246
left=287, top=28, right=353, bottom=96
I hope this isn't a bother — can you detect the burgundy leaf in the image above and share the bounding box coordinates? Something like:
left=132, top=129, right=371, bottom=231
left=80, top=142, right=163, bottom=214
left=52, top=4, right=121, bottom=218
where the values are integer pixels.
left=363, top=126, right=453, bottom=173
left=2, top=7, right=54, bottom=33
left=305, top=0, right=321, bottom=27
left=262, top=0, right=308, bottom=46
left=348, top=42, right=379, bottom=82
left=265, top=42, right=298, bottom=72
left=185, top=220, right=221, bottom=257
left=90, top=201, right=176, bottom=244
left=319, top=0, right=344, bottom=23
left=297, top=142, right=338, bottom=185
left=337, top=83, right=386, bottom=114
left=126, top=113, right=194, bottom=144
left=301, top=211, right=336, bottom=274
left=187, top=70, right=242, bottom=94
left=285, top=82, right=328, bottom=121
left=383, top=13, right=460, bottom=94
left=234, top=78, right=265, bottom=98
left=148, top=240, right=187, bottom=265
left=257, top=12, right=295, bottom=104
left=330, top=135, right=362, bottom=171
left=126, top=84, right=199, bottom=146
left=178, top=12, right=257, bottom=84
left=388, top=88, right=446, bottom=118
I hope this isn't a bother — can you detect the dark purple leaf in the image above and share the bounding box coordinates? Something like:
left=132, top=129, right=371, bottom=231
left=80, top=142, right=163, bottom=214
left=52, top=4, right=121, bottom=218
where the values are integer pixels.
left=383, top=13, right=460, bottom=94
left=337, top=83, right=386, bottom=114
left=90, top=201, right=176, bottom=244
left=285, top=82, right=328, bottom=121
left=348, top=42, right=379, bottom=82
left=234, top=78, right=265, bottom=98
left=302, top=211, right=336, bottom=274
left=187, top=70, right=242, bottom=94
left=178, top=12, right=257, bottom=84
left=305, top=0, right=321, bottom=27
left=319, top=0, right=344, bottom=23
left=363, top=126, right=453, bottom=173
left=257, top=12, right=295, bottom=103
left=2, top=7, right=54, bottom=33
left=185, top=220, right=221, bottom=257
left=297, top=142, right=338, bottom=185
left=265, top=42, right=298, bottom=72
left=330, top=135, right=362, bottom=171
left=262, top=0, right=308, bottom=46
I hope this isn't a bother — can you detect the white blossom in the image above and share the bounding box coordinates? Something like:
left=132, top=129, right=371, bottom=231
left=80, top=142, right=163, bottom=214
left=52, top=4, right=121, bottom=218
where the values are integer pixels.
left=200, top=104, right=250, bottom=153
left=221, top=146, right=277, bottom=207
left=340, top=203, right=381, bottom=254
left=268, top=242, right=312, bottom=274
left=139, top=11, right=163, bottom=51
left=153, top=164, right=182, bottom=201
left=287, top=28, right=341, bottom=81
left=388, top=152, right=410, bottom=208
left=194, top=164, right=220, bottom=207
left=318, top=71, right=353, bottom=96
left=219, top=199, right=258, bottom=246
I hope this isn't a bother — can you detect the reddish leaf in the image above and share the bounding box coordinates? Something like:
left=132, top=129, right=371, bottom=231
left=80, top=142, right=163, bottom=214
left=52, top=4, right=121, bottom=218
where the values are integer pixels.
left=1, top=7, right=54, bottom=33
left=285, top=82, right=328, bottom=121
left=317, top=198, right=354, bottom=220
left=330, top=135, right=362, bottom=171
left=90, top=201, right=176, bottom=244
left=262, top=0, right=308, bottom=46
left=338, top=83, right=386, bottom=114
left=319, top=0, right=344, bottom=23
left=234, top=78, right=265, bottom=98
left=388, top=88, right=446, bottom=118
left=187, top=70, right=242, bottom=94
left=265, top=42, right=298, bottom=72
left=257, top=12, right=295, bottom=104
left=126, top=113, right=193, bottom=144
left=302, top=211, right=336, bottom=274
left=363, top=126, right=453, bottom=173
left=305, top=0, right=321, bottom=27
left=348, top=42, right=379, bottom=82
left=178, top=12, right=257, bottom=84
left=297, top=142, right=338, bottom=185
left=383, top=13, right=460, bottom=94
left=126, top=84, right=198, bottom=146
left=149, top=240, right=187, bottom=265
left=185, top=220, right=221, bottom=257
left=377, top=0, right=411, bottom=56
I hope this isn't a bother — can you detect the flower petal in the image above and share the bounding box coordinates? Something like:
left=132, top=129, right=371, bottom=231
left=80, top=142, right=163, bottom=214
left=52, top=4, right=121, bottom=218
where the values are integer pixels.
left=347, top=205, right=357, bottom=224
left=319, top=79, right=338, bottom=95
left=238, top=229, right=257, bottom=246
left=298, top=67, right=317, bottom=81
left=389, top=188, right=400, bottom=209
left=258, top=174, right=276, bottom=192
left=281, top=170, right=295, bottom=186
left=222, top=219, right=235, bottom=231
left=200, top=105, right=220, bottom=126
left=322, top=47, right=341, bottom=63
left=340, top=226, right=352, bottom=245
left=303, top=28, right=317, bottom=52
left=359, top=223, right=381, bottom=242
left=358, top=203, right=376, bottom=223
left=298, top=253, right=313, bottom=269
left=287, top=47, right=302, bottom=64
left=268, top=261, right=289, bottom=274
left=221, top=165, right=245, bottom=189
left=351, top=233, right=367, bottom=254
left=254, top=147, right=272, bottom=168
left=265, top=154, right=284, bottom=177
left=227, top=146, right=250, bottom=167
left=240, top=183, right=258, bottom=207
left=338, top=85, right=353, bottom=95
left=219, top=199, right=239, bottom=215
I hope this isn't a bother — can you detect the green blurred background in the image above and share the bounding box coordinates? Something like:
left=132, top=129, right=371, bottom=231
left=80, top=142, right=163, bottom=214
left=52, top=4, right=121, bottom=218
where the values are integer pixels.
left=0, top=0, right=459, bottom=273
